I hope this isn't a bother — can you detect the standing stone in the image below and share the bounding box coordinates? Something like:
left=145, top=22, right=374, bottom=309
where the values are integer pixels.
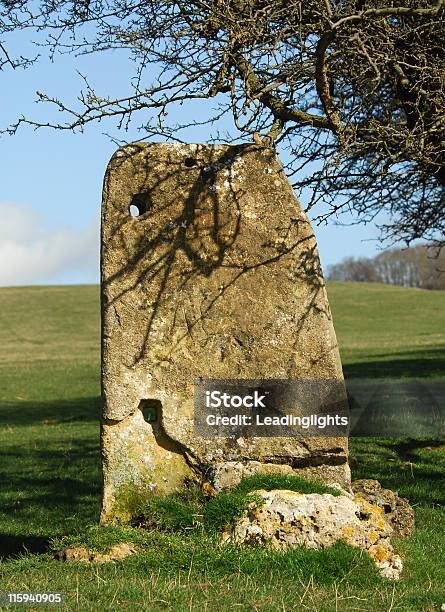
left=100, top=143, right=350, bottom=523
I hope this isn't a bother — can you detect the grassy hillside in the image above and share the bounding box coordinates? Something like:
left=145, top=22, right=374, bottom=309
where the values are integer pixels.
left=0, top=282, right=444, bottom=611
left=0, top=285, right=100, bottom=406
left=328, top=281, right=445, bottom=378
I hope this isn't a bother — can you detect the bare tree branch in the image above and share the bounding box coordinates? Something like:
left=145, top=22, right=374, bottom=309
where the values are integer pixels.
left=0, top=0, right=443, bottom=247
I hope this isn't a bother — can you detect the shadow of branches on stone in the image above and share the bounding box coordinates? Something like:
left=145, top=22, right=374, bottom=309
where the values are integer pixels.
left=102, top=143, right=333, bottom=367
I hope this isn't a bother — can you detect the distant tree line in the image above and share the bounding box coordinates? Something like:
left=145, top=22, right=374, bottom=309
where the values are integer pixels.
left=327, top=245, right=445, bottom=290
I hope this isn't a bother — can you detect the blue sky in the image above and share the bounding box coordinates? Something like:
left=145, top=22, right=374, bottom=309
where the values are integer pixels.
left=0, top=36, right=386, bottom=287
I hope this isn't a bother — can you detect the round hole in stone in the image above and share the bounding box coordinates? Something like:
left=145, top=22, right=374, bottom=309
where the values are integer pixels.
left=129, top=204, right=140, bottom=217
left=184, top=157, right=197, bottom=168
left=129, top=193, right=150, bottom=218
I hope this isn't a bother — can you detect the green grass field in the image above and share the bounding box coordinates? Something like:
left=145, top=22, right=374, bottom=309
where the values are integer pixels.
left=0, top=282, right=444, bottom=611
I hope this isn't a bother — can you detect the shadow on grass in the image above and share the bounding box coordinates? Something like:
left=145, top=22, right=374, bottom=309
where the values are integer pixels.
left=0, top=535, right=51, bottom=560
left=0, top=443, right=101, bottom=559
left=0, top=396, right=101, bottom=427
left=350, top=436, right=445, bottom=506
left=343, top=347, right=445, bottom=378
left=393, top=438, right=445, bottom=462
left=0, top=397, right=102, bottom=560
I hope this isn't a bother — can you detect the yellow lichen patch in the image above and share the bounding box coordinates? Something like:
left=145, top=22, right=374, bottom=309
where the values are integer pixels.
left=354, top=497, right=384, bottom=516
left=368, top=530, right=380, bottom=544
left=368, top=544, right=390, bottom=563
left=362, top=500, right=384, bottom=516
left=376, top=517, right=386, bottom=530
left=202, top=481, right=217, bottom=498
left=353, top=495, right=368, bottom=504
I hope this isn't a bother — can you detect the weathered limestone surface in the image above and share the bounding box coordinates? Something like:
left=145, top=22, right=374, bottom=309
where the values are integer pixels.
left=222, top=489, right=404, bottom=580
left=352, top=479, right=415, bottom=538
left=100, top=142, right=349, bottom=522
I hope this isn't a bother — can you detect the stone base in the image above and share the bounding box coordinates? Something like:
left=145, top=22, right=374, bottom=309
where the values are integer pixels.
left=222, top=489, right=403, bottom=580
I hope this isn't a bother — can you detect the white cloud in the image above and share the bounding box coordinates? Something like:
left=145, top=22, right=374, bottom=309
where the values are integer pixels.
left=0, top=202, right=99, bottom=286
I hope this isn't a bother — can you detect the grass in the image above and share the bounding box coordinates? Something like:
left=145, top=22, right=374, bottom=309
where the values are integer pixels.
left=328, top=281, right=445, bottom=379
left=0, top=282, right=444, bottom=610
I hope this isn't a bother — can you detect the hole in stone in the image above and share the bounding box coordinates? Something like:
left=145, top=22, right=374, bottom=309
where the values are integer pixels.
left=129, top=204, right=140, bottom=217
left=139, top=399, right=161, bottom=423
left=138, top=398, right=186, bottom=456
left=184, top=157, right=197, bottom=168
left=129, top=193, right=150, bottom=218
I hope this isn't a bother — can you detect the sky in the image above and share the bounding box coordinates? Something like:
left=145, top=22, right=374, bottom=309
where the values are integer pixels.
left=0, top=33, right=387, bottom=287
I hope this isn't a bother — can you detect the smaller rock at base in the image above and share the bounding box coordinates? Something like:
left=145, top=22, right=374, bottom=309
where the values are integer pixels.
left=56, top=542, right=136, bottom=563
left=352, top=479, right=415, bottom=538
left=368, top=544, right=403, bottom=580
left=222, top=489, right=404, bottom=579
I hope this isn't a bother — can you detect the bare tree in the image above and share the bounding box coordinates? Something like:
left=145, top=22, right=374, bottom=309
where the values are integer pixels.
left=327, top=256, right=378, bottom=283
left=1, top=0, right=444, bottom=247
left=328, top=244, right=445, bottom=289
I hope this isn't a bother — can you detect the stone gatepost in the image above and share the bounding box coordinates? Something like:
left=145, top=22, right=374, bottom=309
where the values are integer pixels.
left=100, top=143, right=350, bottom=523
